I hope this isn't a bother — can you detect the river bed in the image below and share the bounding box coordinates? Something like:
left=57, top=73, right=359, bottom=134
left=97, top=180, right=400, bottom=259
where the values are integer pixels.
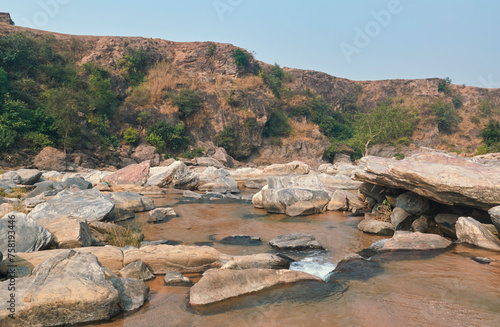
left=86, top=191, right=500, bottom=327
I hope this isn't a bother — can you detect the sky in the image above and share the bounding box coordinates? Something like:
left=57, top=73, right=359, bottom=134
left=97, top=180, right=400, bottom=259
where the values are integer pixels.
left=1, top=0, right=499, bottom=88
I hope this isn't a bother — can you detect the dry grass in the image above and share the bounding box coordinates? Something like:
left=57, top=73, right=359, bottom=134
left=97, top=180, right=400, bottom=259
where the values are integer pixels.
left=105, top=222, right=145, bottom=248
left=233, top=75, right=264, bottom=92
left=0, top=187, right=30, bottom=199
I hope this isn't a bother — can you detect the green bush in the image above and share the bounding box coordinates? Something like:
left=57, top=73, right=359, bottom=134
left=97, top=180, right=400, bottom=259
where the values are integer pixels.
left=480, top=120, right=500, bottom=152
left=123, top=127, right=139, bottom=145
left=118, top=47, right=154, bottom=87
left=128, top=86, right=151, bottom=106
left=438, top=77, right=452, bottom=95
left=431, top=99, right=461, bottom=134
left=470, top=116, right=480, bottom=125
left=479, top=98, right=494, bottom=116
left=23, top=132, right=53, bottom=151
left=394, top=153, right=405, bottom=160
left=172, top=89, right=203, bottom=118
left=147, top=121, right=189, bottom=154
left=208, top=44, right=216, bottom=57
left=226, top=89, right=238, bottom=107
left=452, top=94, right=463, bottom=109
left=215, top=127, right=236, bottom=151
left=232, top=49, right=250, bottom=68
left=263, top=110, right=292, bottom=138
left=181, top=147, right=205, bottom=159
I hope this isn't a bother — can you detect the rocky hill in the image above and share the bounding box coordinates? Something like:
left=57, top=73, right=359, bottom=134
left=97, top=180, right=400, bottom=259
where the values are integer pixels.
left=0, top=20, right=499, bottom=169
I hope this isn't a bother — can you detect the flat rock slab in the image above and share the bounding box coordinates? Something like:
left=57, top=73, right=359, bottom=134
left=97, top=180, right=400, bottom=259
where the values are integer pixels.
left=28, top=189, right=115, bottom=224
left=262, top=162, right=310, bottom=175
left=262, top=188, right=330, bottom=216
left=123, top=245, right=231, bottom=274
left=189, top=268, right=323, bottom=307
left=40, top=215, right=96, bottom=249
left=105, top=191, right=155, bottom=212
left=456, top=216, right=500, bottom=251
left=16, top=169, right=42, bottom=185
left=376, top=232, right=452, bottom=252
left=270, top=233, right=325, bottom=251
left=358, top=219, right=394, bottom=236
left=232, top=253, right=291, bottom=269
left=354, top=153, right=500, bottom=210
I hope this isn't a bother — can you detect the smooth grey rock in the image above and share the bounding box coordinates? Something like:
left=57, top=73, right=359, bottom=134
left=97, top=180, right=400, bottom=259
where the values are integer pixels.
left=195, top=157, right=225, bottom=168
left=262, top=162, right=310, bottom=175
left=110, top=277, right=149, bottom=312
left=40, top=216, right=96, bottom=249
left=119, top=260, right=155, bottom=281
left=0, top=171, right=21, bottom=184
left=266, top=175, right=324, bottom=190
left=327, top=190, right=349, bottom=211
left=0, top=211, right=53, bottom=254
left=243, top=181, right=264, bottom=189
left=456, top=216, right=500, bottom=251
left=487, top=206, right=500, bottom=234
left=146, top=161, right=199, bottom=190
left=232, top=253, right=291, bottom=269
left=183, top=190, right=203, bottom=199
left=270, top=233, right=324, bottom=251
left=358, top=219, right=394, bottom=236
left=164, top=271, right=193, bottom=286
left=375, top=232, right=452, bottom=252
left=148, top=207, right=177, bottom=222
left=0, top=250, right=122, bottom=326
left=106, top=191, right=155, bottom=212
left=61, top=176, right=92, bottom=190
left=27, top=189, right=115, bottom=224
left=197, top=175, right=240, bottom=194
left=26, top=181, right=64, bottom=198
left=396, top=192, right=430, bottom=215
left=318, top=173, right=362, bottom=190
left=16, top=169, right=42, bottom=185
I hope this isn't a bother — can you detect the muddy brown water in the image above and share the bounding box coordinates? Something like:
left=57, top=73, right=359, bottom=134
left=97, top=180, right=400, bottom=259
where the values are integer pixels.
left=87, top=191, right=500, bottom=327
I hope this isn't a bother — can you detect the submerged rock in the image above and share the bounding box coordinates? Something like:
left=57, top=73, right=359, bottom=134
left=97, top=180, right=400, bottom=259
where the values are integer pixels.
left=219, top=235, right=262, bottom=246
left=189, top=268, right=323, bottom=307
left=270, top=233, right=325, bottom=251
left=164, top=271, right=193, bottom=286
left=456, top=217, right=500, bottom=251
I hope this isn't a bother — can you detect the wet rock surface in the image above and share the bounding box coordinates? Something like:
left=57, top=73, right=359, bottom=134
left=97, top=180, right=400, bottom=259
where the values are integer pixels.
left=270, top=233, right=325, bottom=251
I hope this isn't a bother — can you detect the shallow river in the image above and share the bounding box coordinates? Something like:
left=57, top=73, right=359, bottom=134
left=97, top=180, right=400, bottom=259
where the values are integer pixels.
left=87, top=190, right=500, bottom=327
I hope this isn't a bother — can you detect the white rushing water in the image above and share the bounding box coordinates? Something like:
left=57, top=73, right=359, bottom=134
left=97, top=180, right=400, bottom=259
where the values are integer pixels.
left=289, top=255, right=337, bottom=280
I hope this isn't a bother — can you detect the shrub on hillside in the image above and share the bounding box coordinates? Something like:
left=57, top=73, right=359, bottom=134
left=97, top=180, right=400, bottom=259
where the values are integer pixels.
left=232, top=49, right=250, bottom=68
left=172, top=89, right=203, bottom=118
left=147, top=121, right=189, bottom=154
left=431, top=99, right=461, bottom=134
left=480, top=120, right=500, bottom=152
left=123, top=127, right=139, bottom=145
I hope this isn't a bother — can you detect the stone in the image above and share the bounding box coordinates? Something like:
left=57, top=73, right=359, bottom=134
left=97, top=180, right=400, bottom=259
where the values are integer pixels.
left=106, top=191, right=155, bottom=212
left=131, top=144, right=161, bottom=166
left=411, top=215, right=430, bottom=233
left=435, top=213, right=461, bottom=238
left=232, top=253, right=291, bottom=269
left=194, top=157, right=225, bottom=168
left=219, top=235, right=262, bottom=246
left=110, top=277, right=149, bottom=312
left=0, top=249, right=68, bottom=277
left=140, top=240, right=181, bottom=247
left=262, top=161, right=310, bottom=175
left=359, top=182, right=387, bottom=204
left=189, top=268, right=324, bottom=308
left=357, top=219, right=394, bottom=236
left=0, top=250, right=122, bottom=326
left=270, top=233, right=324, bottom=251
left=77, top=246, right=125, bottom=273
left=375, top=232, right=452, bottom=252
left=104, top=161, right=150, bottom=186
left=88, top=221, right=127, bottom=244
left=243, top=181, right=264, bottom=189
left=251, top=187, right=265, bottom=209
left=197, top=176, right=240, bottom=194
left=148, top=207, right=177, bottom=222
left=200, top=166, right=230, bottom=179
left=28, top=189, right=115, bottom=224
left=487, top=206, right=500, bottom=234
left=40, top=216, right=96, bottom=249
left=354, top=153, right=500, bottom=210
left=118, top=260, right=155, bottom=281
left=26, top=181, right=64, bottom=198
left=317, top=173, right=362, bottom=190
left=390, top=207, right=412, bottom=230
left=211, top=146, right=234, bottom=168
left=164, top=271, right=193, bottom=286
left=146, top=161, right=199, bottom=190
left=61, top=176, right=92, bottom=190
left=261, top=188, right=330, bottom=216
left=455, top=217, right=500, bottom=251
left=15, top=169, right=42, bottom=185
left=327, top=190, right=349, bottom=211
left=266, top=175, right=324, bottom=190
left=396, top=192, right=430, bottom=215
left=123, top=245, right=231, bottom=274
left=34, top=146, right=67, bottom=171
left=0, top=212, right=53, bottom=254
left=0, top=171, right=21, bottom=184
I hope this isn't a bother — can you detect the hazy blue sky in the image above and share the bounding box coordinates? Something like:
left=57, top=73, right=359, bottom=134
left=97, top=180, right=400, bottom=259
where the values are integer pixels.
left=2, top=0, right=499, bottom=87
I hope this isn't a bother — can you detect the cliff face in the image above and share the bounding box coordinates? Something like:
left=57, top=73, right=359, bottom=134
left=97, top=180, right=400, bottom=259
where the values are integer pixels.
left=0, top=23, right=499, bottom=166
left=0, top=13, right=14, bottom=25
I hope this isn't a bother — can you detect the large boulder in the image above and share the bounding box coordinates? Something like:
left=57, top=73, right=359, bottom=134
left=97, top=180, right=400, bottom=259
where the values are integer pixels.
left=28, top=189, right=115, bottom=224
left=123, top=245, right=231, bottom=274
left=373, top=232, right=452, bottom=252
left=487, top=206, right=500, bottom=234
left=199, top=166, right=230, bottom=179
left=269, top=233, right=325, bottom=251
left=15, top=169, right=42, bottom=185
left=104, top=161, right=150, bottom=186
left=0, top=171, right=21, bottom=184
left=194, top=157, right=225, bottom=168
left=0, top=212, right=53, bottom=254
left=40, top=216, right=96, bottom=249
left=131, top=144, right=161, bottom=166
left=0, top=250, right=123, bottom=326
left=318, top=173, right=362, bottom=190
left=261, top=188, right=330, bottom=216
left=262, top=162, right=310, bottom=175
left=105, top=191, right=155, bottom=212
left=189, top=268, right=324, bottom=308
left=326, top=190, right=349, bottom=211
left=148, top=207, right=176, bottom=223
left=232, top=253, right=291, bottom=269
left=26, top=181, right=64, bottom=198
left=146, top=161, right=199, bottom=190
left=354, top=153, right=500, bottom=210
left=456, top=217, right=500, bottom=251
left=33, top=146, right=67, bottom=171
left=395, top=192, right=430, bottom=215
left=266, top=175, right=324, bottom=190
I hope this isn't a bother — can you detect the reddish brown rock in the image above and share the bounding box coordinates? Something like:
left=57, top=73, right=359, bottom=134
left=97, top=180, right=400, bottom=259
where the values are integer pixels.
left=34, top=147, right=67, bottom=171
left=104, top=161, right=150, bottom=186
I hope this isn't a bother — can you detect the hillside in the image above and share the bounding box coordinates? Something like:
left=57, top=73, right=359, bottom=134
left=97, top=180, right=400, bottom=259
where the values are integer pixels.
left=1, top=19, right=499, bottom=169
